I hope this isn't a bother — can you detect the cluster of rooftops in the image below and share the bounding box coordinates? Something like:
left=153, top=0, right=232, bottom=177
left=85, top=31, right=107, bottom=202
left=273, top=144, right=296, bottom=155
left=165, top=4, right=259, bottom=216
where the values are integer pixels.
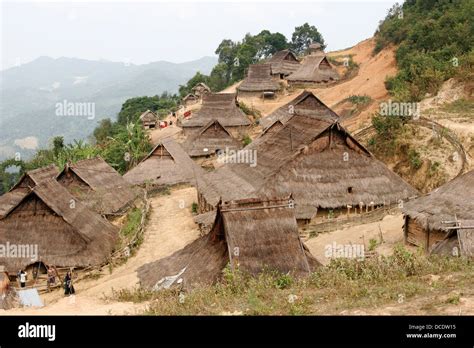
left=0, top=47, right=472, bottom=289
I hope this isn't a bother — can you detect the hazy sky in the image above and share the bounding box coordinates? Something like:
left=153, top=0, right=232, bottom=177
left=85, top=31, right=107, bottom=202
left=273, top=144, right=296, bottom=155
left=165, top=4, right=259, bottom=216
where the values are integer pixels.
left=1, top=0, right=399, bottom=70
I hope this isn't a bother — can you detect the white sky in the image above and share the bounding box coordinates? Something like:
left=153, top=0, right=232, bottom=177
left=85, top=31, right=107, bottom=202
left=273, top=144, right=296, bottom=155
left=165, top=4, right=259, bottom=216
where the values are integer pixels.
left=1, top=0, right=399, bottom=70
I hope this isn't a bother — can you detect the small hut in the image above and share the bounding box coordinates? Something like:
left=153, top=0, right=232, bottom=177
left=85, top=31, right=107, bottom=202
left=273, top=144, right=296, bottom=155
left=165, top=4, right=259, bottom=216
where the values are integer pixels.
left=307, top=42, right=324, bottom=55
left=191, top=82, right=211, bottom=98
left=181, top=93, right=250, bottom=138
left=402, top=170, right=474, bottom=253
left=267, top=49, right=300, bottom=79
left=123, top=137, right=204, bottom=187
left=237, top=64, right=281, bottom=98
left=287, top=55, right=339, bottom=86
left=57, top=157, right=137, bottom=215
left=139, top=110, right=158, bottom=129
left=0, top=179, right=118, bottom=273
left=260, top=90, right=339, bottom=129
left=184, top=119, right=242, bottom=158
left=138, top=196, right=319, bottom=290
left=182, top=94, right=199, bottom=107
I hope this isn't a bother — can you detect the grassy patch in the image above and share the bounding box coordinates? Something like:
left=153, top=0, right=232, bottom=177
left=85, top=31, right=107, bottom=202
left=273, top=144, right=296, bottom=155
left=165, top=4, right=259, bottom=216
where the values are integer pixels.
left=440, top=98, right=474, bottom=116
left=242, top=134, right=252, bottom=146
left=120, top=208, right=143, bottom=238
left=239, top=102, right=262, bottom=120
left=344, top=95, right=373, bottom=105
left=111, top=245, right=473, bottom=315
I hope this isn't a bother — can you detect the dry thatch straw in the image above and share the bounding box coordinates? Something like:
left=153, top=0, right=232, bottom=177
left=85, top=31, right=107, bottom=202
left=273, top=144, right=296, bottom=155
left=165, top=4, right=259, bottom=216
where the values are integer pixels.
left=197, top=91, right=417, bottom=221
left=260, top=90, right=339, bottom=129
left=1, top=164, right=60, bottom=219
left=237, top=64, right=280, bottom=92
left=57, top=157, right=137, bottom=215
left=287, top=55, right=339, bottom=84
left=183, top=119, right=243, bottom=157
left=267, top=49, right=300, bottom=77
left=181, top=93, right=250, bottom=130
left=10, top=164, right=59, bottom=193
left=138, top=196, right=318, bottom=290
left=0, top=179, right=118, bottom=272
left=123, top=137, right=204, bottom=187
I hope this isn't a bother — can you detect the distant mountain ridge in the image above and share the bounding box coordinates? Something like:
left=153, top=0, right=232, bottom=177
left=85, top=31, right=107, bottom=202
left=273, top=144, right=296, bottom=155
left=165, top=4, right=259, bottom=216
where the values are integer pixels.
left=0, top=55, right=217, bottom=161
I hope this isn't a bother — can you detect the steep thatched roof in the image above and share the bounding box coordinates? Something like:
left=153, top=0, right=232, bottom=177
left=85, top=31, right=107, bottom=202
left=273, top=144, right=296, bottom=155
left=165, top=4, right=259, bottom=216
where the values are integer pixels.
left=197, top=95, right=417, bottom=219
left=1, top=164, right=60, bottom=219
left=251, top=120, right=285, bottom=147
left=181, top=93, right=250, bottom=128
left=267, top=49, right=300, bottom=76
left=57, top=157, right=137, bottom=215
left=138, top=197, right=318, bottom=290
left=260, top=90, right=339, bottom=129
left=0, top=179, right=118, bottom=271
left=10, top=164, right=59, bottom=192
left=139, top=110, right=157, bottom=123
left=287, top=55, right=339, bottom=83
left=237, top=64, right=280, bottom=92
left=0, top=190, right=29, bottom=219
left=184, top=119, right=242, bottom=157
left=123, top=137, right=204, bottom=187
left=402, top=170, right=474, bottom=232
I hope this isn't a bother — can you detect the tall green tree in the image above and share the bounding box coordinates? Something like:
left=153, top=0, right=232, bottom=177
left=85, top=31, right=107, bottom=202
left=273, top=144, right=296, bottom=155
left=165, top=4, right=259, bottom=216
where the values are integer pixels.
left=290, top=23, right=326, bottom=55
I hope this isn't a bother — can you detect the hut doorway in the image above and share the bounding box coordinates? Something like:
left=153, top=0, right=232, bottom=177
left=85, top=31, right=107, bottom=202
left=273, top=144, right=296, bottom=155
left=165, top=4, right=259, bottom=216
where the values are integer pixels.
left=25, top=261, right=48, bottom=281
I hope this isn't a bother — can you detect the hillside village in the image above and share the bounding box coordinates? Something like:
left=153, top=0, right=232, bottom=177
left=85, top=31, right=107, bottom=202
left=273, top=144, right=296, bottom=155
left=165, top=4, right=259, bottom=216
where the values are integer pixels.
left=0, top=4, right=473, bottom=316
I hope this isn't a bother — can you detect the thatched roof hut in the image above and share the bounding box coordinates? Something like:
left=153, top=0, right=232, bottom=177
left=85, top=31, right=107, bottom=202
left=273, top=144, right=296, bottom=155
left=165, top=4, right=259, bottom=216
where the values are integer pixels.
left=182, top=93, right=199, bottom=107
left=197, top=92, right=417, bottom=222
left=260, top=90, right=339, bottom=129
left=139, top=110, right=158, bottom=129
left=308, top=42, right=324, bottom=55
left=287, top=55, right=339, bottom=84
left=402, top=170, right=474, bottom=251
left=57, top=157, right=137, bottom=215
left=0, top=179, right=118, bottom=272
left=237, top=64, right=280, bottom=94
left=10, top=164, right=59, bottom=193
left=0, top=164, right=60, bottom=219
left=138, top=196, right=319, bottom=290
left=123, top=137, right=203, bottom=187
left=192, top=82, right=211, bottom=98
left=183, top=119, right=242, bottom=158
left=181, top=93, right=250, bottom=135
left=267, top=50, right=300, bottom=78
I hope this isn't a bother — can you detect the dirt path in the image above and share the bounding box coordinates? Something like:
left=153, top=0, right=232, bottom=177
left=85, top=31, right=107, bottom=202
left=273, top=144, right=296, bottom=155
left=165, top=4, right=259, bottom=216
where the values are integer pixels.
left=1, top=187, right=200, bottom=315
left=305, top=213, right=407, bottom=265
